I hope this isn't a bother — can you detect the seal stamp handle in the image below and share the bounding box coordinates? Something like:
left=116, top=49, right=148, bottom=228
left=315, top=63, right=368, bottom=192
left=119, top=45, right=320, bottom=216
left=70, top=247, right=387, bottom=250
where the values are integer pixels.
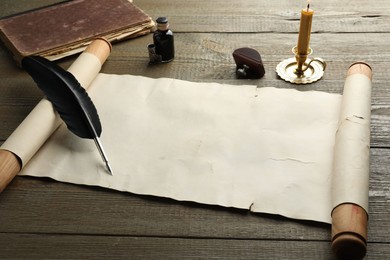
left=233, top=48, right=265, bottom=79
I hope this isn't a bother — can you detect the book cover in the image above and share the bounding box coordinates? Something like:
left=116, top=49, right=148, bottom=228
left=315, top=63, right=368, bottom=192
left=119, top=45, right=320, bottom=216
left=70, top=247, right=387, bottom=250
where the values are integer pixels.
left=0, top=0, right=154, bottom=65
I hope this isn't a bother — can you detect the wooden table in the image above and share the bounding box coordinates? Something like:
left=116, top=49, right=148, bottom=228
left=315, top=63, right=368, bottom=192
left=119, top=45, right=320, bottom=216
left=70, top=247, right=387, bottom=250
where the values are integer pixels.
left=0, top=1, right=389, bottom=259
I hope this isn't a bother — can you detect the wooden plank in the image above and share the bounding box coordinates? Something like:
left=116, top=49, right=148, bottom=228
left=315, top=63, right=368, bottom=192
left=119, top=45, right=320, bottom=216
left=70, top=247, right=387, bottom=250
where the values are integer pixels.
left=0, top=148, right=388, bottom=243
left=137, top=0, right=390, bottom=33
left=0, top=233, right=389, bottom=259
left=0, top=233, right=335, bottom=259
left=1, top=0, right=390, bottom=34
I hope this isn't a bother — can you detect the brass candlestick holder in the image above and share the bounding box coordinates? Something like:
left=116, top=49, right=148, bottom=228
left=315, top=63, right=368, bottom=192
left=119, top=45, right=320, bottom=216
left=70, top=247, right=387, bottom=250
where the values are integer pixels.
left=276, top=46, right=326, bottom=84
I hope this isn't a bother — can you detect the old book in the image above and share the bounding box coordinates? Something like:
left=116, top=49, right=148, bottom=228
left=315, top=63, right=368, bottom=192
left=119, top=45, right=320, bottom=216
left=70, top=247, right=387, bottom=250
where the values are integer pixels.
left=0, top=0, right=154, bottom=65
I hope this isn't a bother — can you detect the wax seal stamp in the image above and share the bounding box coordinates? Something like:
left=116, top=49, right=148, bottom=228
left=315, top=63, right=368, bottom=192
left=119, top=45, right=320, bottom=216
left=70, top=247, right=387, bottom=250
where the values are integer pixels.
left=233, top=48, right=265, bottom=79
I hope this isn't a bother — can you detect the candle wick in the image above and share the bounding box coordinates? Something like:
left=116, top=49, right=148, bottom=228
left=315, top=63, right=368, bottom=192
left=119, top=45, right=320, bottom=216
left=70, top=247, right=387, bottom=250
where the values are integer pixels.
left=307, top=4, right=310, bottom=11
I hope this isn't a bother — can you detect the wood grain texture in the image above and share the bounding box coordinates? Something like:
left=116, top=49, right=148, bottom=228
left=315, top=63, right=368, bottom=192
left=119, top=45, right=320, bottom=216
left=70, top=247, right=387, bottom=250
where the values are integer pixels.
left=0, top=0, right=389, bottom=259
left=0, top=149, right=20, bottom=192
left=0, top=233, right=339, bottom=259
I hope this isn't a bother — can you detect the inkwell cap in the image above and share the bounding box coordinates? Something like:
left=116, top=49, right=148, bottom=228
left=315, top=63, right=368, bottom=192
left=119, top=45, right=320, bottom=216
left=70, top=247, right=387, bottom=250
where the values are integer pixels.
left=156, top=17, right=169, bottom=31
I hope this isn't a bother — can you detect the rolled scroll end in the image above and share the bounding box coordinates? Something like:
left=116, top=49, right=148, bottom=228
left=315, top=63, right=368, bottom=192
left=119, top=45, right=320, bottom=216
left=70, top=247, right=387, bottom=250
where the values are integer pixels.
left=85, top=38, right=112, bottom=65
left=347, top=62, right=372, bottom=81
left=0, top=39, right=111, bottom=193
left=331, top=203, right=368, bottom=259
left=0, top=149, right=22, bottom=193
left=331, top=62, right=372, bottom=259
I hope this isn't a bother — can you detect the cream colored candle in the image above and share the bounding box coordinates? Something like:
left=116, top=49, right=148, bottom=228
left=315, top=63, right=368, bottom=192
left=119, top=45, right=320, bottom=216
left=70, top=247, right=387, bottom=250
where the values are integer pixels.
left=297, top=2, right=314, bottom=55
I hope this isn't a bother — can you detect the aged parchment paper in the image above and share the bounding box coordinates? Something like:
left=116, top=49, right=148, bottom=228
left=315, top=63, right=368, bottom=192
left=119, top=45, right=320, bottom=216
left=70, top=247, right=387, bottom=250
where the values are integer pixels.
left=1, top=57, right=371, bottom=224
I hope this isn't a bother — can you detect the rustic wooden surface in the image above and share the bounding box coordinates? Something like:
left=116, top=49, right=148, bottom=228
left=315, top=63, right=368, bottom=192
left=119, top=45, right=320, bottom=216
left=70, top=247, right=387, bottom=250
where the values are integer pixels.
left=0, top=0, right=389, bottom=259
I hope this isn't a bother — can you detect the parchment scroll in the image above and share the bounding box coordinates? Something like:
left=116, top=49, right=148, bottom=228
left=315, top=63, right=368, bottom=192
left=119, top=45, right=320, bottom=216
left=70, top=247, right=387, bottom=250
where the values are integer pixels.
left=1, top=64, right=371, bottom=224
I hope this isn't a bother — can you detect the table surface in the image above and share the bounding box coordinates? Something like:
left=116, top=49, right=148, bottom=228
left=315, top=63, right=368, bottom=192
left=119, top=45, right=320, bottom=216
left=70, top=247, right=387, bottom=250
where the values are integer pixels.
left=0, top=0, right=389, bottom=259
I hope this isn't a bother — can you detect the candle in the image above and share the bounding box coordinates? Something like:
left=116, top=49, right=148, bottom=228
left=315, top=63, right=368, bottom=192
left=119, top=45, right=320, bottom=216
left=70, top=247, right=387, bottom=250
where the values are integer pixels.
left=297, top=1, right=314, bottom=55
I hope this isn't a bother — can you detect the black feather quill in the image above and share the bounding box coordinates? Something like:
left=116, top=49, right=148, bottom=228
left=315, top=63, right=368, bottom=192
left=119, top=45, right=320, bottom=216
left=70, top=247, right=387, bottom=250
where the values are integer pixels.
left=22, top=55, right=113, bottom=175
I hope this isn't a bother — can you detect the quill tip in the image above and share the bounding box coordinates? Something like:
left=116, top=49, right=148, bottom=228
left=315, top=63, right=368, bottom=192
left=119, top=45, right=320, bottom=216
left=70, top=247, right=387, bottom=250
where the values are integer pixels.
left=106, top=162, right=114, bottom=176
left=93, top=137, right=113, bottom=176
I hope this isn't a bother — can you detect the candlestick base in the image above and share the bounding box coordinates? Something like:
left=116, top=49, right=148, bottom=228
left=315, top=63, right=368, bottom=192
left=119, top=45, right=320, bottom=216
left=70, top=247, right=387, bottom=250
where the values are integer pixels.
left=276, top=47, right=326, bottom=84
